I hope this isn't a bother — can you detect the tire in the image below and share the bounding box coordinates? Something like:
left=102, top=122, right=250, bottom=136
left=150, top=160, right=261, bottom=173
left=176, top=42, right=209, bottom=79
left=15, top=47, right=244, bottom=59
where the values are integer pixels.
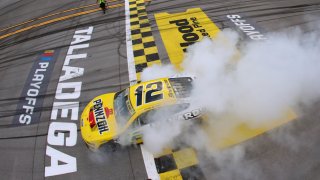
left=99, top=140, right=120, bottom=152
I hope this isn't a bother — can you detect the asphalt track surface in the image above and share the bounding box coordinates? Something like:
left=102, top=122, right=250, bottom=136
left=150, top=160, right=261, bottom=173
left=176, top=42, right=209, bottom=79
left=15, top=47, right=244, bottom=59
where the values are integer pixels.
left=0, top=0, right=320, bottom=180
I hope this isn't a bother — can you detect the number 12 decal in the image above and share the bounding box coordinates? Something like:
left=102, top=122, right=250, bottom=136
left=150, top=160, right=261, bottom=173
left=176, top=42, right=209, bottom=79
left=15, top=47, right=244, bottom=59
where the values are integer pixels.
left=135, top=81, right=164, bottom=106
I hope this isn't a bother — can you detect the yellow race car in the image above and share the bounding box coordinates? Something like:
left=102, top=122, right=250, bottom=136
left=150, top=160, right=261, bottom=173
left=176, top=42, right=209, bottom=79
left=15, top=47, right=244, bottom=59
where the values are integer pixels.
left=80, top=77, right=201, bottom=150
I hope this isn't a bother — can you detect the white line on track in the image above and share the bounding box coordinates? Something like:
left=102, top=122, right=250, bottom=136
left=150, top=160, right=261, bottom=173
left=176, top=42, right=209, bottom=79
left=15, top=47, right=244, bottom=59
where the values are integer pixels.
left=125, top=0, right=137, bottom=85
left=124, top=0, right=159, bottom=179
left=140, top=144, right=160, bottom=180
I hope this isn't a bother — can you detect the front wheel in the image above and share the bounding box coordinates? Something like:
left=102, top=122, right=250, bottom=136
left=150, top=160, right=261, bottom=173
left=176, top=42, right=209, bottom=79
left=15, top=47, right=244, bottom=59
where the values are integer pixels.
left=100, top=140, right=120, bottom=152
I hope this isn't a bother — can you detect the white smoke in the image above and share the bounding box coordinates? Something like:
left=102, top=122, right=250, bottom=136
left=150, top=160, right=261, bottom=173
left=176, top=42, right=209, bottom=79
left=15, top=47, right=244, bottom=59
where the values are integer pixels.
left=139, top=27, right=320, bottom=178
left=140, top=64, right=178, bottom=82
left=184, top=29, right=320, bottom=125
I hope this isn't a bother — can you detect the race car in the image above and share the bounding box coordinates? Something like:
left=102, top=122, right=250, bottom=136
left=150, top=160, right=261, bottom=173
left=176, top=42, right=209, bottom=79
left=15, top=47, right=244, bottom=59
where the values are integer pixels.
left=80, top=77, right=201, bottom=150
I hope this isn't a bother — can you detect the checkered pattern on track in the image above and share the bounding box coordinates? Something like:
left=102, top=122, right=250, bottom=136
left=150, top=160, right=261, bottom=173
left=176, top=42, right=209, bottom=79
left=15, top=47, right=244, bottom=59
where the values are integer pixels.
left=129, top=0, right=161, bottom=80
left=154, top=148, right=206, bottom=180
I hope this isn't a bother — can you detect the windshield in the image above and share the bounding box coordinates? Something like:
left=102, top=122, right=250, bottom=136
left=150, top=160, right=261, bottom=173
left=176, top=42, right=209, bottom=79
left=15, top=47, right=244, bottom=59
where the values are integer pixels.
left=114, top=88, right=134, bottom=127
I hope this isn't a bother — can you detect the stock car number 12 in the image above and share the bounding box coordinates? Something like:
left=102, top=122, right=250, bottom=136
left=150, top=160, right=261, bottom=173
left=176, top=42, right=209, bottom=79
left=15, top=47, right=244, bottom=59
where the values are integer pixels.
left=135, top=81, right=164, bottom=106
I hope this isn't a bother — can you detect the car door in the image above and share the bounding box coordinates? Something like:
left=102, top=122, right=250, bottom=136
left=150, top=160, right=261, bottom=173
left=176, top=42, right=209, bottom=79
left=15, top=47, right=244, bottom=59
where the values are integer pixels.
left=129, top=110, right=155, bottom=144
left=129, top=103, right=191, bottom=144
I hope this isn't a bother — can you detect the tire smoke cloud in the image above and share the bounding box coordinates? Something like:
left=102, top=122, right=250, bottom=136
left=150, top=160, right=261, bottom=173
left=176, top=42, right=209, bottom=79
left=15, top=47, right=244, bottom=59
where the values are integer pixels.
left=139, top=28, right=320, bottom=179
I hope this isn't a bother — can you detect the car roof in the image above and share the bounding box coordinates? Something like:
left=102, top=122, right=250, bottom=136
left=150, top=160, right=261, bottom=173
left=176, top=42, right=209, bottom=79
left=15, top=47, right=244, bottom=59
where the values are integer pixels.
left=128, top=77, right=193, bottom=114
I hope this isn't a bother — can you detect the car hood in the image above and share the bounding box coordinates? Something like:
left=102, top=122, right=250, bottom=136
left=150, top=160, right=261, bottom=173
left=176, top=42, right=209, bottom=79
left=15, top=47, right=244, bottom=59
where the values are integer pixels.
left=81, top=93, right=118, bottom=144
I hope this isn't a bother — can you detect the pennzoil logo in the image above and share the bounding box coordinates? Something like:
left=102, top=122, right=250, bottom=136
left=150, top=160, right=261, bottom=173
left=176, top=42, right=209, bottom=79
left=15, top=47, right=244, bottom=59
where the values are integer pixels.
left=93, top=99, right=111, bottom=134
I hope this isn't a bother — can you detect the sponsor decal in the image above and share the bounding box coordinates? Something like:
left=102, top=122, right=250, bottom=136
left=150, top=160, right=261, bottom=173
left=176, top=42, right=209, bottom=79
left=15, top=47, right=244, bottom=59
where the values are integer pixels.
left=155, top=8, right=220, bottom=67
left=45, top=26, right=94, bottom=177
left=125, top=88, right=134, bottom=114
left=13, top=50, right=59, bottom=125
left=226, top=14, right=267, bottom=41
left=168, top=108, right=202, bottom=121
left=93, top=99, right=110, bottom=134
left=105, top=107, right=113, bottom=117
left=164, top=79, right=174, bottom=98
left=182, top=108, right=202, bottom=120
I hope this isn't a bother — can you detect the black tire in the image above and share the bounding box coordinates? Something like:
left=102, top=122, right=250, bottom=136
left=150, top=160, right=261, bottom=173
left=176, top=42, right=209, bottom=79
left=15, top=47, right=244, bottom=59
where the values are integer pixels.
left=99, top=140, right=120, bottom=152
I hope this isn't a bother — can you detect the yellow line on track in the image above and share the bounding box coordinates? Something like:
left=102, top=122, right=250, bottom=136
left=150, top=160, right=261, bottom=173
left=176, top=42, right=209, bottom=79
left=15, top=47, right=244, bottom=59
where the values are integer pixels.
left=0, top=0, right=121, bottom=33
left=0, top=3, right=124, bottom=40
